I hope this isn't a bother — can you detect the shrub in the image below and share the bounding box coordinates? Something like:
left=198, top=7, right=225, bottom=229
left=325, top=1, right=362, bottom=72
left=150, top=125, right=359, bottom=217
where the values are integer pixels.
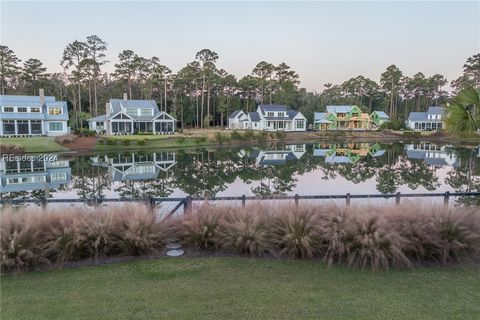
left=403, top=131, right=421, bottom=138
left=269, top=206, right=320, bottom=259
left=121, top=140, right=131, bottom=146
left=218, top=207, right=271, bottom=256
left=178, top=137, right=186, bottom=144
left=137, top=140, right=146, bottom=146
left=380, top=120, right=406, bottom=131
left=105, top=139, right=116, bottom=145
left=97, top=139, right=105, bottom=145
left=215, top=132, right=228, bottom=144
left=176, top=206, right=222, bottom=250
left=243, top=130, right=255, bottom=141
left=55, top=134, right=76, bottom=144
left=256, top=131, right=269, bottom=142
left=275, top=131, right=287, bottom=139
left=230, top=130, right=242, bottom=140
left=0, top=144, right=25, bottom=154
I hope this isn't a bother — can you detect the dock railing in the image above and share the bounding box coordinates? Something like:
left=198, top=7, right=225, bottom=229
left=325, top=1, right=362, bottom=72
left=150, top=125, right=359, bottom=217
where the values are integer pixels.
left=1, top=192, right=479, bottom=216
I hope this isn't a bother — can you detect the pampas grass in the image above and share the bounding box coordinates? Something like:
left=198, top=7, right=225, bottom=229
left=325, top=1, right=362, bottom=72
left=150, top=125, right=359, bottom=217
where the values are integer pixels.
left=1, top=203, right=479, bottom=272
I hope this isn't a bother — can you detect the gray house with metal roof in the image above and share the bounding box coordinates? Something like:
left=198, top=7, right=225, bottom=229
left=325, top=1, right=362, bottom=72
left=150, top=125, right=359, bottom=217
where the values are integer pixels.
left=406, top=107, right=445, bottom=131
left=88, top=94, right=176, bottom=135
left=0, top=90, right=69, bottom=136
left=228, top=104, right=306, bottom=131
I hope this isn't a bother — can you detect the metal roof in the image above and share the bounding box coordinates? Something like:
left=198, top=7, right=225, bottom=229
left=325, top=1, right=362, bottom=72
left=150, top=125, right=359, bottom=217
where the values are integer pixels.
left=372, top=111, right=389, bottom=119
left=229, top=110, right=243, bottom=118
left=248, top=112, right=260, bottom=122
left=0, top=94, right=56, bottom=106
left=109, top=99, right=160, bottom=114
left=407, top=112, right=429, bottom=122
left=0, top=113, right=45, bottom=120
left=88, top=115, right=107, bottom=122
left=259, top=104, right=288, bottom=113
left=326, top=105, right=355, bottom=114
left=427, top=106, right=445, bottom=115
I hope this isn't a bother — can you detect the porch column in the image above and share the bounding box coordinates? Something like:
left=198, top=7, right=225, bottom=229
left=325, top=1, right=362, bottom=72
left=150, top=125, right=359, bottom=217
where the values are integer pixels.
left=14, top=120, right=18, bottom=135
left=28, top=120, right=31, bottom=135
left=153, top=121, right=156, bottom=133
left=131, top=121, right=134, bottom=134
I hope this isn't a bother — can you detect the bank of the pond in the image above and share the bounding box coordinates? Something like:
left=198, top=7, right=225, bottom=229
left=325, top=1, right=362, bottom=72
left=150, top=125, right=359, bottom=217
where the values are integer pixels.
left=1, top=129, right=479, bottom=153
left=2, top=257, right=479, bottom=320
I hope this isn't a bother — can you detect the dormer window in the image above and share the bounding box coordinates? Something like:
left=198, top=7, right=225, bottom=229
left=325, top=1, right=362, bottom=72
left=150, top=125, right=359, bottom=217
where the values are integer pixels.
left=3, top=107, right=14, bottom=112
left=140, top=108, right=152, bottom=116
left=267, top=112, right=274, bottom=117
left=18, top=107, right=28, bottom=112
left=126, top=108, right=138, bottom=116
left=48, top=107, right=63, bottom=115
left=30, top=107, right=41, bottom=113
left=278, top=112, right=284, bottom=117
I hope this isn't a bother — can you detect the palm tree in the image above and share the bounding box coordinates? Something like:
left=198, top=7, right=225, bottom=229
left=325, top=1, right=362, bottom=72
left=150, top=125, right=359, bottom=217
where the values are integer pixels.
left=444, top=87, right=480, bottom=137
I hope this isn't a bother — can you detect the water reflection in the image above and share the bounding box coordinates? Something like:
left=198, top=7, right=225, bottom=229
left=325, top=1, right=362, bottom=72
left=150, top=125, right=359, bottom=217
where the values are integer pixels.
left=0, top=142, right=479, bottom=205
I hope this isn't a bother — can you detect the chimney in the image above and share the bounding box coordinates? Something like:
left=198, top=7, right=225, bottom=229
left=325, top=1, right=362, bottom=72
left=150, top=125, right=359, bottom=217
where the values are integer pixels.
left=123, top=92, right=128, bottom=101
left=39, top=89, right=45, bottom=104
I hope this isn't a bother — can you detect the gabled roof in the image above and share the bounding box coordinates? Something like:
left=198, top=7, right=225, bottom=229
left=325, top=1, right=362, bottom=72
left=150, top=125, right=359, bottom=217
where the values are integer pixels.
left=407, top=112, right=428, bottom=122
left=326, top=105, right=355, bottom=114
left=372, top=111, right=389, bottom=119
left=287, top=109, right=299, bottom=118
left=109, top=99, right=159, bottom=115
left=0, top=94, right=56, bottom=106
left=0, top=113, right=45, bottom=120
left=259, top=104, right=288, bottom=113
left=229, top=110, right=244, bottom=119
left=248, top=112, right=260, bottom=122
left=313, top=112, right=332, bottom=124
left=427, top=106, right=445, bottom=115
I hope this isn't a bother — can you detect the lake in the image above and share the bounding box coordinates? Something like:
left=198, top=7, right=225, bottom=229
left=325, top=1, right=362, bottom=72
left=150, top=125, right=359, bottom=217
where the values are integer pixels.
left=1, top=141, right=479, bottom=207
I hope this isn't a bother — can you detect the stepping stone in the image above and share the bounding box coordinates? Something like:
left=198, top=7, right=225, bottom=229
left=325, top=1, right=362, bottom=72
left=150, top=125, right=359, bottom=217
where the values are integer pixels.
left=166, top=243, right=182, bottom=250
left=166, top=249, right=184, bottom=257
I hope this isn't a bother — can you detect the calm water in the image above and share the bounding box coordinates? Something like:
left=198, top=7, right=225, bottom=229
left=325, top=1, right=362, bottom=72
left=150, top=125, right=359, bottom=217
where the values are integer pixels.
left=1, top=141, right=479, bottom=206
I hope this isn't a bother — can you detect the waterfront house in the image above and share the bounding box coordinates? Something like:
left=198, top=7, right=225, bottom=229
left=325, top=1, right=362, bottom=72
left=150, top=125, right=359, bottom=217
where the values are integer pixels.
left=313, top=142, right=385, bottom=164
left=313, top=105, right=389, bottom=130
left=0, top=156, right=71, bottom=193
left=405, top=107, right=445, bottom=131
left=88, top=94, right=176, bottom=135
left=228, top=104, right=306, bottom=131
left=0, top=90, right=69, bottom=137
left=238, top=144, right=306, bottom=166
left=90, top=151, right=176, bottom=181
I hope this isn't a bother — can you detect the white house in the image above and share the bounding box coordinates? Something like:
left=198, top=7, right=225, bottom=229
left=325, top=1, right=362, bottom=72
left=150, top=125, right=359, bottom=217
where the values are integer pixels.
left=228, top=104, right=306, bottom=131
left=88, top=94, right=176, bottom=135
left=0, top=90, right=69, bottom=136
left=406, top=106, right=445, bottom=131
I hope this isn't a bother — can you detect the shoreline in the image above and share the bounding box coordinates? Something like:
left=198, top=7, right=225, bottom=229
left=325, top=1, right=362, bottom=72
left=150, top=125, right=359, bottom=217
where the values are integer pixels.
left=1, top=129, right=479, bottom=154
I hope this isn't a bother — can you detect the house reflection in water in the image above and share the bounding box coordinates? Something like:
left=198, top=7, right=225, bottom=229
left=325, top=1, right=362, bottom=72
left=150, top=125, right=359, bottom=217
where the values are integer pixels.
left=0, top=156, right=71, bottom=194
left=313, top=142, right=385, bottom=164
left=90, top=151, right=177, bottom=181
left=239, top=144, right=306, bottom=166
left=405, top=143, right=458, bottom=167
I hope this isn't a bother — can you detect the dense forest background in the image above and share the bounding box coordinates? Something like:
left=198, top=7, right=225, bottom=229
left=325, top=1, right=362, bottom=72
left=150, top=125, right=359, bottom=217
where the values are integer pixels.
left=1, top=36, right=479, bottom=129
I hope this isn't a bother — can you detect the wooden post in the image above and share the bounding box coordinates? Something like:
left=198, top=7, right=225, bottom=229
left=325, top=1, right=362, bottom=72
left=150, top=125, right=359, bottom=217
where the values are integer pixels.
left=294, top=194, right=299, bottom=206
left=184, top=196, right=192, bottom=214
left=444, top=191, right=450, bottom=206
left=241, top=195, right=246, bottom=208
left=395, top=192, right=401, bottom=205
left=346, top=193, right=351, bottom=206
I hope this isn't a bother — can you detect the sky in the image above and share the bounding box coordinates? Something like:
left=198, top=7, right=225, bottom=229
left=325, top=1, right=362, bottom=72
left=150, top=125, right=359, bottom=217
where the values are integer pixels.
left=1, top=1, right=479, bottom=92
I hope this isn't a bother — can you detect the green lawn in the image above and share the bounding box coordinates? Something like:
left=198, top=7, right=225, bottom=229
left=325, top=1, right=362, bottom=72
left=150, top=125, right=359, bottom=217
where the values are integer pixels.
left=0, top=137, right=67, bottom=153
left=94, top=136, right=210, bottom=151
left=2, top=257, right=479, bottom=320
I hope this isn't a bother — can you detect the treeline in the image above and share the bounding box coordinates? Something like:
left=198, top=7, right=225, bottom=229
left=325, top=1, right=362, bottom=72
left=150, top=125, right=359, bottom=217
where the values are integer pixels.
left=0, top=35, right=479, bottom=128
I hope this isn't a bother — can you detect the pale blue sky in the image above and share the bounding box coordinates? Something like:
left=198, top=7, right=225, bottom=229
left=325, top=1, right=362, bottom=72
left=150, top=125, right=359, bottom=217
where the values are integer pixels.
left=1, top=1, right=479, bottom=91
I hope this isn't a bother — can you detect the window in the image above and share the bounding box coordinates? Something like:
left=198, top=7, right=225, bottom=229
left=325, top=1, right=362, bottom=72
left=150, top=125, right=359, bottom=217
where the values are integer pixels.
left=3, top=120, right=15, bottom=134
left=3, top=107, right=14, bottom=112
left=267, top=112, right=274, bottom=117
left=48, top=107, right=62, bottom=115
left=140, top=108, right=152, bottom=116
left=277, top=112, right=284, bottom=117
left=17, top=120, right=29, bottom=134
left=33, top=176, right=46, bottom=182
left=278, top=121, right=284, bottom=129
left=30, top=107, right=41, bottom=113
left=126, top=108, right=138, bottom=117
left=49, top=122, right=63, bottom=131
left=51, top=172, right=66, bottom=181
left=31, top=120, right=42, bottom=134
left=18, top=107, right=27, bottom=112
left=296, top=120, right=304, bottom=129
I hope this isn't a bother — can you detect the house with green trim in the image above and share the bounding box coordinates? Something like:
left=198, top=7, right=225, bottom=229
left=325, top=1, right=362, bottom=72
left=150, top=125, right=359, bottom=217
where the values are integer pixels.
left=313, top=105, right=389, bottom=130
left=313, top=142, right=385, bottom=164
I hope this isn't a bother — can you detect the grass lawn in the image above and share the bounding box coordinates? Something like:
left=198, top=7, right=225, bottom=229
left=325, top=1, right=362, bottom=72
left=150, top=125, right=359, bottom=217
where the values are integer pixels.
left=94, top=135, right=211, bottom=151
left=2, top=257, right=479, bottom=320
left=0, top=137, right=68, bottom=153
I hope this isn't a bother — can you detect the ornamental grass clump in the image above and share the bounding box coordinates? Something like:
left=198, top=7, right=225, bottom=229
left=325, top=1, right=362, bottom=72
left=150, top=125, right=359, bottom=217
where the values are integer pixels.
left=269, top=206, right=320, bottom=259
left=176, top=205, right=222, bottom=250
left=317, top=206, right=351, bottom=266
left=218, top=206, right=271, bottom=256
left=0, top=208, right=47, bottom=272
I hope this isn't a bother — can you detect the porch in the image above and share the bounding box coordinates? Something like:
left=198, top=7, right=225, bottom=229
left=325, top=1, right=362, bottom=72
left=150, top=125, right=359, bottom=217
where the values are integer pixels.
left=1, top=119, right=44, bottom=136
